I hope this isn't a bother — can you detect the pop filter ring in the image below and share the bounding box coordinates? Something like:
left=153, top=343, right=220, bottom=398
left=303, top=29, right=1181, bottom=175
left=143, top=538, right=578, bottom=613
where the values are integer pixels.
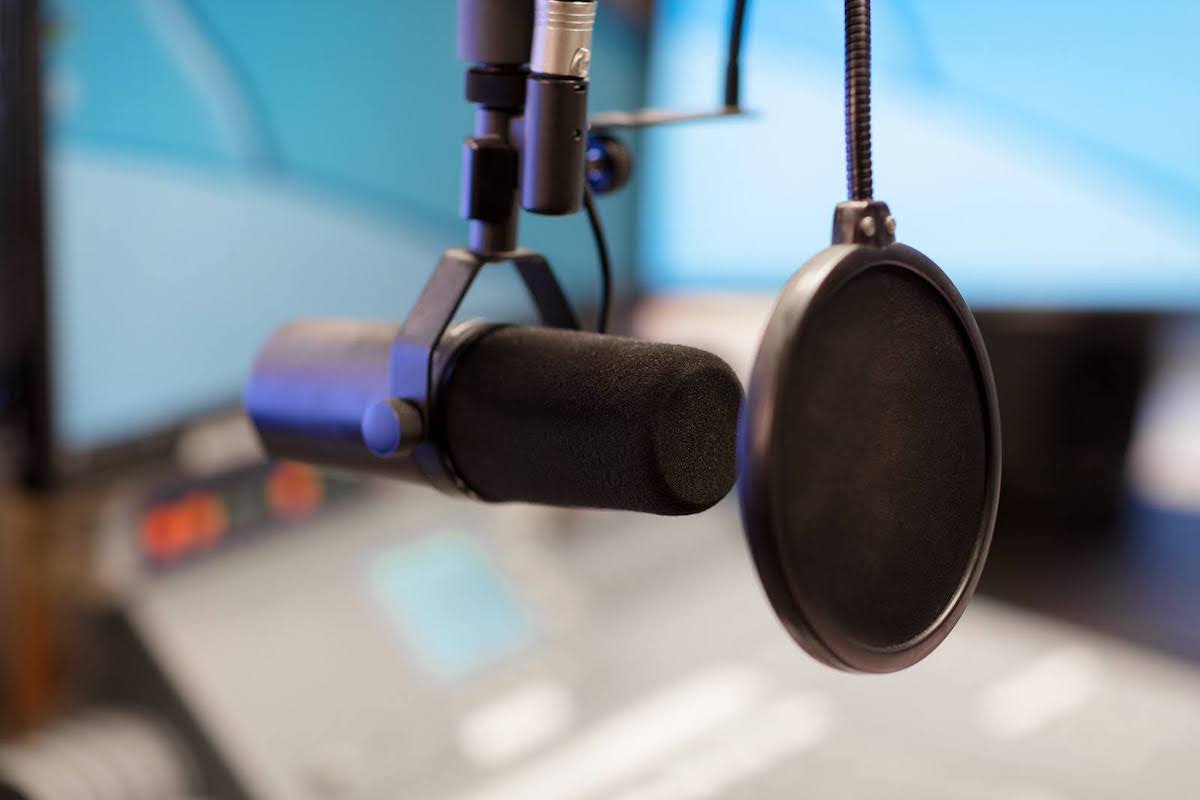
left=739, top=237, right=1002, bottom=673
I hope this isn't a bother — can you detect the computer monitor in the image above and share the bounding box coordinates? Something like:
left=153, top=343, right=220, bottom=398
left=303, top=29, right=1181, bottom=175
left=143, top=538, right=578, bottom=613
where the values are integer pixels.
left=639, top=0, right=1200, bottom=308
left=2, top=0, right=646, bottom=484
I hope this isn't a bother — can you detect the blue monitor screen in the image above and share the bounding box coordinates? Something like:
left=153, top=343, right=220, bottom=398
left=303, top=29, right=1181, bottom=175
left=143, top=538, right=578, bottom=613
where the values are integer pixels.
left=638, top=0, right=1200, bottom=308
left=44, top=0, right=644, bottom=453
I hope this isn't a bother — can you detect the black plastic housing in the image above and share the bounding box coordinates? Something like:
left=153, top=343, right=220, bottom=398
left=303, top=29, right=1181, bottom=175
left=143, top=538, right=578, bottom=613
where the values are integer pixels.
left=522, top=75, right=589, bottom=215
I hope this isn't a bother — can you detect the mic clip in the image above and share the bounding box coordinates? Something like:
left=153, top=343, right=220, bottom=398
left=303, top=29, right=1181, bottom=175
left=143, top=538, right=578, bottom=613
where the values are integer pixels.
left=370, top=247, right=580, bottom=494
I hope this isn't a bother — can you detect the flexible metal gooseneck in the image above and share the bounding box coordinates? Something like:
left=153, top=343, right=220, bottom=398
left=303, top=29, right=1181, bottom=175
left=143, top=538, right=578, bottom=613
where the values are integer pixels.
left=844, top=0, right=873, bottom=201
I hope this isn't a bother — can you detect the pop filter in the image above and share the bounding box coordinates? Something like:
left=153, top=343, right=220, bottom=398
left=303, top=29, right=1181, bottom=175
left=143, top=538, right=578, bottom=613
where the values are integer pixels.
left=739, top=214, right=1001, bottom=673
left=736, top=0, right=1001, bottom=673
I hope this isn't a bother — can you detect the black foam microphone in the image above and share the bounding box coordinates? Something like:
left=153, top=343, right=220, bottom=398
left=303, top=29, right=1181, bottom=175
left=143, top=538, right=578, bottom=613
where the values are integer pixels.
left=444, top=325, right=740, bottom=514
left=246, top=318, right=741, bottom=516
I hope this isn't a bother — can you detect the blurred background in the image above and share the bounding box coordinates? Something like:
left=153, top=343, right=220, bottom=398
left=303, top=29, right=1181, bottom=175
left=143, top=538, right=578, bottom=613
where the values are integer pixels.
left=0, top=1, right=1198, bottom=798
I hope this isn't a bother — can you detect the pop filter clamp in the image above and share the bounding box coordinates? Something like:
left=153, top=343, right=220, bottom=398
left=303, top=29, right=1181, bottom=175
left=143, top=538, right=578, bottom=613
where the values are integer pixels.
left=583, top=0, right=751, bottom=198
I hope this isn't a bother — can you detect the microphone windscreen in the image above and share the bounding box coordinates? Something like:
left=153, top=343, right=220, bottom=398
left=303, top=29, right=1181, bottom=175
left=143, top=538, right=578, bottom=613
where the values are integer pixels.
left=442, top=326, right=742, bottom=515
left=739, top=243, right=1000, bottom=673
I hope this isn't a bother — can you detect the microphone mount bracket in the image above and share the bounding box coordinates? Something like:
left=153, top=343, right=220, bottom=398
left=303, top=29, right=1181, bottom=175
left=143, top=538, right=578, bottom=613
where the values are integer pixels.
left=363, top=247, right=580, bottom=494
left=361, top=1, right=586, bottom=489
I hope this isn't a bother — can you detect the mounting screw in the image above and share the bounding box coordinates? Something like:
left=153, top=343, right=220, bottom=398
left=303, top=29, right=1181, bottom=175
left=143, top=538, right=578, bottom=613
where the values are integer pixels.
left=586, top=132, right=633, bottom=195
left=832, top=199, right=896, bottom=247
left=571, top=48, right=592, bottom=76
left=362, top=399, right=424, bottom=457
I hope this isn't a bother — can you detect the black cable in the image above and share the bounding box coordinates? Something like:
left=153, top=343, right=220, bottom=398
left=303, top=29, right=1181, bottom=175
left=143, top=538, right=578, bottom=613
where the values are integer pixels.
left=844, top=0, right=873, bottom=200
left=582, top=183, right=613, bottom=333
left=725, top=0, right=749, bottom=110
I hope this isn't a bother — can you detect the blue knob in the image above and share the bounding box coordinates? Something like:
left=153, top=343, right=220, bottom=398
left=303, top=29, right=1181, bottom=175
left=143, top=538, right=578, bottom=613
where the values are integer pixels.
left=362, top=399, right=424, bottom=457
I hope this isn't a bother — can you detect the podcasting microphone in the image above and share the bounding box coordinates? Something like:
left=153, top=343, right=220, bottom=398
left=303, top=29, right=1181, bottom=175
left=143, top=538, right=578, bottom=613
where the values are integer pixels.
left=248, top=2, right=740, bottom=516
left=247, top=315, right=741, bottom=516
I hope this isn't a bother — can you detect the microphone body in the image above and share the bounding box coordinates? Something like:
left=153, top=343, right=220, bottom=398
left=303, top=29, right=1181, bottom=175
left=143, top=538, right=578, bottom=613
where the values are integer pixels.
left=246, top=320, right=409, bottom=477
left=246, top=322, right=742, bottom=515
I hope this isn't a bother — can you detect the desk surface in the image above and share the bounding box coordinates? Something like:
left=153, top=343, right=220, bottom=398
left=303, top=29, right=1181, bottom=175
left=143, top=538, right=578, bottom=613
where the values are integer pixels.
left=114, top=485, right=1200, bottom=800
